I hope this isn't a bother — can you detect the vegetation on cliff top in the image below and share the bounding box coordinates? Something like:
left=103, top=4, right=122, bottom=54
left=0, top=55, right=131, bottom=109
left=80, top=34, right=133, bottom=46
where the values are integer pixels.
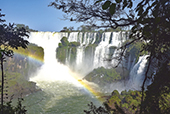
left=12, top=43, right=44, bottom=62
left=84, top=67, right=129, bottom=87
left=57, top=37, right=80, bottom=64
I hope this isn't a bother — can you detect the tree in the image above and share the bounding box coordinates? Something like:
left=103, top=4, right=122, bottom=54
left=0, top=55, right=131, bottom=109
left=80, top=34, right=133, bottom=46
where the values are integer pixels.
left=60, top=36, right=69, bottom=46
left=77, top=25, right=96, bottom=32
left=68, top=26, right=74, bottom=31
left=60, top=26, right=74, bottom=32
left=142, top=61, right=170, bottom=114
left=16, top=24, right=38, bottom=32
left=49, top=0, right=170, bottom=113
left=0, top=9, right=29, bottom=114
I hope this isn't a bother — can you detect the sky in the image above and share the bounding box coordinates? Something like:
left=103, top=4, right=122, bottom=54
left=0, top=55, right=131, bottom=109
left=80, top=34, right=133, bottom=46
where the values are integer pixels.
left=0, top=0, right=82, bottom=32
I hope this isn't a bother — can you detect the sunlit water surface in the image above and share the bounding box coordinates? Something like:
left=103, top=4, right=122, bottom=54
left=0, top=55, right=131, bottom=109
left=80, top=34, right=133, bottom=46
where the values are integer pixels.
left=22, top=81, right=101, bottom=114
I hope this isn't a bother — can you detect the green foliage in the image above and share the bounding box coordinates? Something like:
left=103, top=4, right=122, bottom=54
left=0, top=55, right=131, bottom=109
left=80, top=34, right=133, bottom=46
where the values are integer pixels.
left=112, top=90, right=119, bottom=96
left=84, top=66, right=129, bottom=87
left=84, top=90, right=142, bottom=114
left=125, top=41, right=148, bottom=63
left=77, top=25, right=96, bottom=32
left=69, top=42, right=80, bottom=47
left=85, top=44, right=97, bottom=53
left=58, top=43, right=62, bottom=47
left=60, top=26, right=75, bottom=32
left=0, top=45, right=42, bottom=97
left=0, top=9, right=29, bottom=113
left=0, top=43, right=42, bottom=113
left=0, top=97, right=27, bottom=114
left=16, top=24, right=38, bottom=32
left=102, top=1, right=111, bottom=10
left=105, top=90, right=142, bottom=113
left=2, top=71, right=38, bottom=97
left=102, top=1, right=117, bottom=15
left=109, top=3, right=116, bottom=15
left=12, top=43, right=44, bottom=62
left=70, top=47, right=77, bottom=61
left=142, top=62, right=170, bottom=114
left=108, top=95, right=121, bottom=107
left=56, top=37, right=80, bottom=64
left=84, top=67, right=122, bottom=86
left=56, top=47, right=68, bottom=63
left=61, top=37, right=69, bottom=46
left=84, top=102, right=110, bottom=114
left=60, top=36, right=80, bottom=47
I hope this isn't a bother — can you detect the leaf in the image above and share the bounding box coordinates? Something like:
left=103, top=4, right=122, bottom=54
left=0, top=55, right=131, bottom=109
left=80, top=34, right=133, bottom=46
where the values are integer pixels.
left=153, top=9, right=158, bottom=17
left=127, top=0, right=133, bottom=8
left=155, top=17, right=161, bottom=24
left=109, top=3, right=116, bottom=15
left=102, top=1, right=111, bottom=10
left=138, top=7, right=144, bottom=16
left=0, top=52, right=2, bottom=58
left=94, top=0, right=103, bottom=5
left=115, top=0, right=122, bottom=3
left=123, top=0, right=128, bottom=10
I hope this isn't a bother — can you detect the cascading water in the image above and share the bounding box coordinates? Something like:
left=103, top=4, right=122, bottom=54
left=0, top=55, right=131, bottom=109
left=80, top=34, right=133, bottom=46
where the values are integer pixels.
left=29, top=32, right=79, bottom=82
left=93, top=32, right=112, bottom=68
left=26, top=32, right=101, bottom=114
left=100, top=55, right=149, bottom=93
left=24, top=31, right=150, bottom=113
left=127, top=55, right=149, bottom=90
left=76, top=47, right=84, bottom=68
left=66, top=32, right=98, bottom=75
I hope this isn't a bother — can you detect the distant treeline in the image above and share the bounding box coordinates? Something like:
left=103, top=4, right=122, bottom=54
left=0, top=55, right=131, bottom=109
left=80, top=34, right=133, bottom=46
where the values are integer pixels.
left=16, top=24, right=38, bottom=32
left=60, top=25, right=129, bottom=33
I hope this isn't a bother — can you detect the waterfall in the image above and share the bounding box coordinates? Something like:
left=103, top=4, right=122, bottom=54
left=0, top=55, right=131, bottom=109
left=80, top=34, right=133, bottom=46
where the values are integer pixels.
left=66, top=32, right=98, bottom=75
left=76, top=47, right=84, bottom=67
left=28, top=31, right=149, bottom=92
left=127, top=55, right=149, bottom=90
left=62, top=31, right=130, bottom=74
left=68, top=32, right=79, bottom=42
left=91, top=33, right=96, bottom=44
left=66, top=48, right=72, bottom=65
left=28, top=32, right=81, bottom=84
left=93, top=32, right=111, bottom=68
left=93, top=32, right=127, bottom=69
left=26, top=32, right=103, bottom=113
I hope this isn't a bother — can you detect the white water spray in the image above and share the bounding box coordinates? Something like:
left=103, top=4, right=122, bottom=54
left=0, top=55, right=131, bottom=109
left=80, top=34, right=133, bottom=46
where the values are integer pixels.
left=28, top=32, right=82, bottom=86
left=127, top=55, right=149, bottom=90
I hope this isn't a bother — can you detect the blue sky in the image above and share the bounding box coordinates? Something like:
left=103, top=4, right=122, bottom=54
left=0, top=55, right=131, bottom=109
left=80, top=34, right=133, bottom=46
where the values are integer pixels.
left=0, top=0, right=82, bottom=32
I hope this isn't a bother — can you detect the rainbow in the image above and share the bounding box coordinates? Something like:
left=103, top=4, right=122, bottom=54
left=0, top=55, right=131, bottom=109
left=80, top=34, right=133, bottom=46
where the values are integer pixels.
left=13, top=46, right=44, bottom=64
left=13, top=51, right=106, bottom=103
left=77, top=79, right=106, bottom=102
left=14, top=52, right=44, bottom=64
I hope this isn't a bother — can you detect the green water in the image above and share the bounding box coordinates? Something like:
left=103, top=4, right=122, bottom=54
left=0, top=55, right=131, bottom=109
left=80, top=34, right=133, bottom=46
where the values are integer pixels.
left=22, top=81, right=101, bottom=114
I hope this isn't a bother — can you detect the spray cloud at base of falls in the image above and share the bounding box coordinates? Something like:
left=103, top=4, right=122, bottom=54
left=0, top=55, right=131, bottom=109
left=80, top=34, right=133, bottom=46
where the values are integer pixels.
left=29, top=32, right=81, bottom=85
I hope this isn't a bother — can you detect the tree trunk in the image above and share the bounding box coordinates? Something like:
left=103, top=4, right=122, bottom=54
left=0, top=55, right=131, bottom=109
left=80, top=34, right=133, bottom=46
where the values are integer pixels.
left=0, top=56, right=4, bottom=114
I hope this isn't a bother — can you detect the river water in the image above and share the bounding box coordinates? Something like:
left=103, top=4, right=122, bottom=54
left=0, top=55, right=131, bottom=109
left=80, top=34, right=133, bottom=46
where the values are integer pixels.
left=23, top=80, right=101, bottom=114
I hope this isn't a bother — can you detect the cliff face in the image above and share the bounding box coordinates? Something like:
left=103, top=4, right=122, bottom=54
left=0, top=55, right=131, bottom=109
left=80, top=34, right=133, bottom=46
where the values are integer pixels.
left=55, top=32, right=128, bottom=75
left=6, top=54, right=42, bottom=77
left=1, top=44, right=44, bottom=99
